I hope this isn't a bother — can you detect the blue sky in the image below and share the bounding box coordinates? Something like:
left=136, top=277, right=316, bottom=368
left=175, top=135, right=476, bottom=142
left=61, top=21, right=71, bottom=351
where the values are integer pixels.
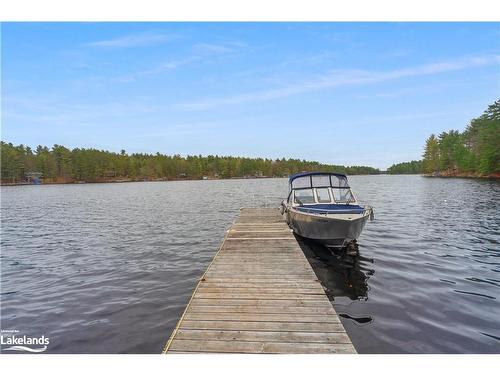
left=1, top=22, right=499, bottom=169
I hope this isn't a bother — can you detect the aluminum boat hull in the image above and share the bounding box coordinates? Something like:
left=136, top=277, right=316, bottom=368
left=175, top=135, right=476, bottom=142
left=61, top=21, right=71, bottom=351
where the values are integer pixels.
left=286, top=207, right=370, bottom=248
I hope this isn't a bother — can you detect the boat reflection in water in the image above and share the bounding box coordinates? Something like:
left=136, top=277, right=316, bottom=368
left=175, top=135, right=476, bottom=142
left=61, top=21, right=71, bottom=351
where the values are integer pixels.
left=297, top=236, right=374, bottom=301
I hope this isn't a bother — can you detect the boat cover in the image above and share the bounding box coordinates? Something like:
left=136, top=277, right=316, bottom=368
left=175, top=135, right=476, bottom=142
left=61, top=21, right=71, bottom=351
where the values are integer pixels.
left=289, top=171, right=347, bottom=181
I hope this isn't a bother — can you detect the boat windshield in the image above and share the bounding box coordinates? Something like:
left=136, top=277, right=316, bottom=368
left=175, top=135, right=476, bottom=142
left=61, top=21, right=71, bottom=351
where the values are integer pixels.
left=332, top=188, right=355, bottom=203
left=289, top=173, right=356, bottom=205
left=315, top=188, right=332, bottom=203
left=294, top=189, right=315, bottom=204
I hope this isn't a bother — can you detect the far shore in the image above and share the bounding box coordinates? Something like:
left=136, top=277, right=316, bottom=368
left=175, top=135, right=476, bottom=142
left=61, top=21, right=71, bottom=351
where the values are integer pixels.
left=423, top=171, right=500, bottom=179
left=1, top=173, right=385, bottom=186
left=0, top=176, right=271, bottom=186
left=3, top=172, right=499, bottom=186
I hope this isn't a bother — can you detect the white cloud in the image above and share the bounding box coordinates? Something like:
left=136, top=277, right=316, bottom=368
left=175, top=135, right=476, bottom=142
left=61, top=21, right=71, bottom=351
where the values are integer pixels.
left=193, top=43, right=235, bottom=54
left=85, top=32, right=175, bottom=48
left=108, top=41, right=246, bottom=82
left=179, top=55, right=500, bottom=110
left=112, top=57, right=197, bottom=82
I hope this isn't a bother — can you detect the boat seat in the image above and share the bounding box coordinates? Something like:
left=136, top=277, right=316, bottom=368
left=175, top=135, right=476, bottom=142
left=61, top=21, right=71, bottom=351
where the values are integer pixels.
left=295, top=204, right=365, bottom=215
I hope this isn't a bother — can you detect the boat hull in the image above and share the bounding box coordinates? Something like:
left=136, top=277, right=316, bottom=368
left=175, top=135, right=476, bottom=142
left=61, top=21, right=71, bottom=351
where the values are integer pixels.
left=286, top=208, right=370, bottom=248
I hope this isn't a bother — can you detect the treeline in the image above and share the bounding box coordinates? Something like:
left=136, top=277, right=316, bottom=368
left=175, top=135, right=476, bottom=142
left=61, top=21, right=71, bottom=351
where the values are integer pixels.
left=0, top=142, right=380, bottom=184
left=387, top=160, right=422, bottom=174
left=387, top=100, right=500, bottom=176
left=422, top=100, right=499, bottom=176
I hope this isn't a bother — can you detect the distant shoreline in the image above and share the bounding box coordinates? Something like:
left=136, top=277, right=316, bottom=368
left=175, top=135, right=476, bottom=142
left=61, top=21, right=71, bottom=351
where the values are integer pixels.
left=0, top=176, right=269, bottom=186
left=0, top=174, right=385, bottom=186
left=422, top=172, right=500, bottom=179
left=3, top=173, right=500, bottom=186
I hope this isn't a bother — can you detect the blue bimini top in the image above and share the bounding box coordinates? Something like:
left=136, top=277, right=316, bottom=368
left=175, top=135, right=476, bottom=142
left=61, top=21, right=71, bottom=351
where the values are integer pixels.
left=295, top=204, right=364, bottom=215
left=288, top=171, right=347, bottom=182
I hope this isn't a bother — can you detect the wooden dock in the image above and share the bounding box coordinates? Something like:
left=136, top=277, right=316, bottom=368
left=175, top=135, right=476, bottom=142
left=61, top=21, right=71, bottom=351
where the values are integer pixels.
left=163, top=208, right=356, bottom=354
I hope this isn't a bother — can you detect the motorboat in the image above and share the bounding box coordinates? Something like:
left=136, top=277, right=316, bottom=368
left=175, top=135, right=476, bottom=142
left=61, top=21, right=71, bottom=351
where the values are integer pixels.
left=280, top=172, right=374, bottom=252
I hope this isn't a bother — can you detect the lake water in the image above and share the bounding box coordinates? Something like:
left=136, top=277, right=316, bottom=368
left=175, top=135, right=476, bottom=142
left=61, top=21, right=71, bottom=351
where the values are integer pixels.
left=1, top=176, right=499, bottom=353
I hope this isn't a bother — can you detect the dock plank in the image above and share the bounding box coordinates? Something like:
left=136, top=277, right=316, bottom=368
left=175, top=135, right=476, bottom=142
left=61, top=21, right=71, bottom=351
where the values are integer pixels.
left=183, top=312, right=341, bottom=323
left=174, top=329, right=352, bottom=343
left=163, top=208, right=356, bottom=354
left=169, top=340, right=356, bottom=354
left=197, top=282, right=323, bottom=289
left=194, top=292, right=327, bottom=300
left=179, top=320, right=348, bottom=333
left=187, top=305, right=338, bottom=315
left=190, top=298, right=333, bottom=307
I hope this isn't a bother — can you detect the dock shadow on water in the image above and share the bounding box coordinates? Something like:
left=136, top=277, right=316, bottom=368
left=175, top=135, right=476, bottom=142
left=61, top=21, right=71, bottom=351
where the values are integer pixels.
left=296, top=236, right=374, bottom=324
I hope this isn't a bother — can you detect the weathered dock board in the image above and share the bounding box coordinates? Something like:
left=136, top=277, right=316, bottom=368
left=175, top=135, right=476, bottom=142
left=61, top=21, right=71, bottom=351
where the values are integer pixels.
left=163, top=208, right=356, bottom=354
